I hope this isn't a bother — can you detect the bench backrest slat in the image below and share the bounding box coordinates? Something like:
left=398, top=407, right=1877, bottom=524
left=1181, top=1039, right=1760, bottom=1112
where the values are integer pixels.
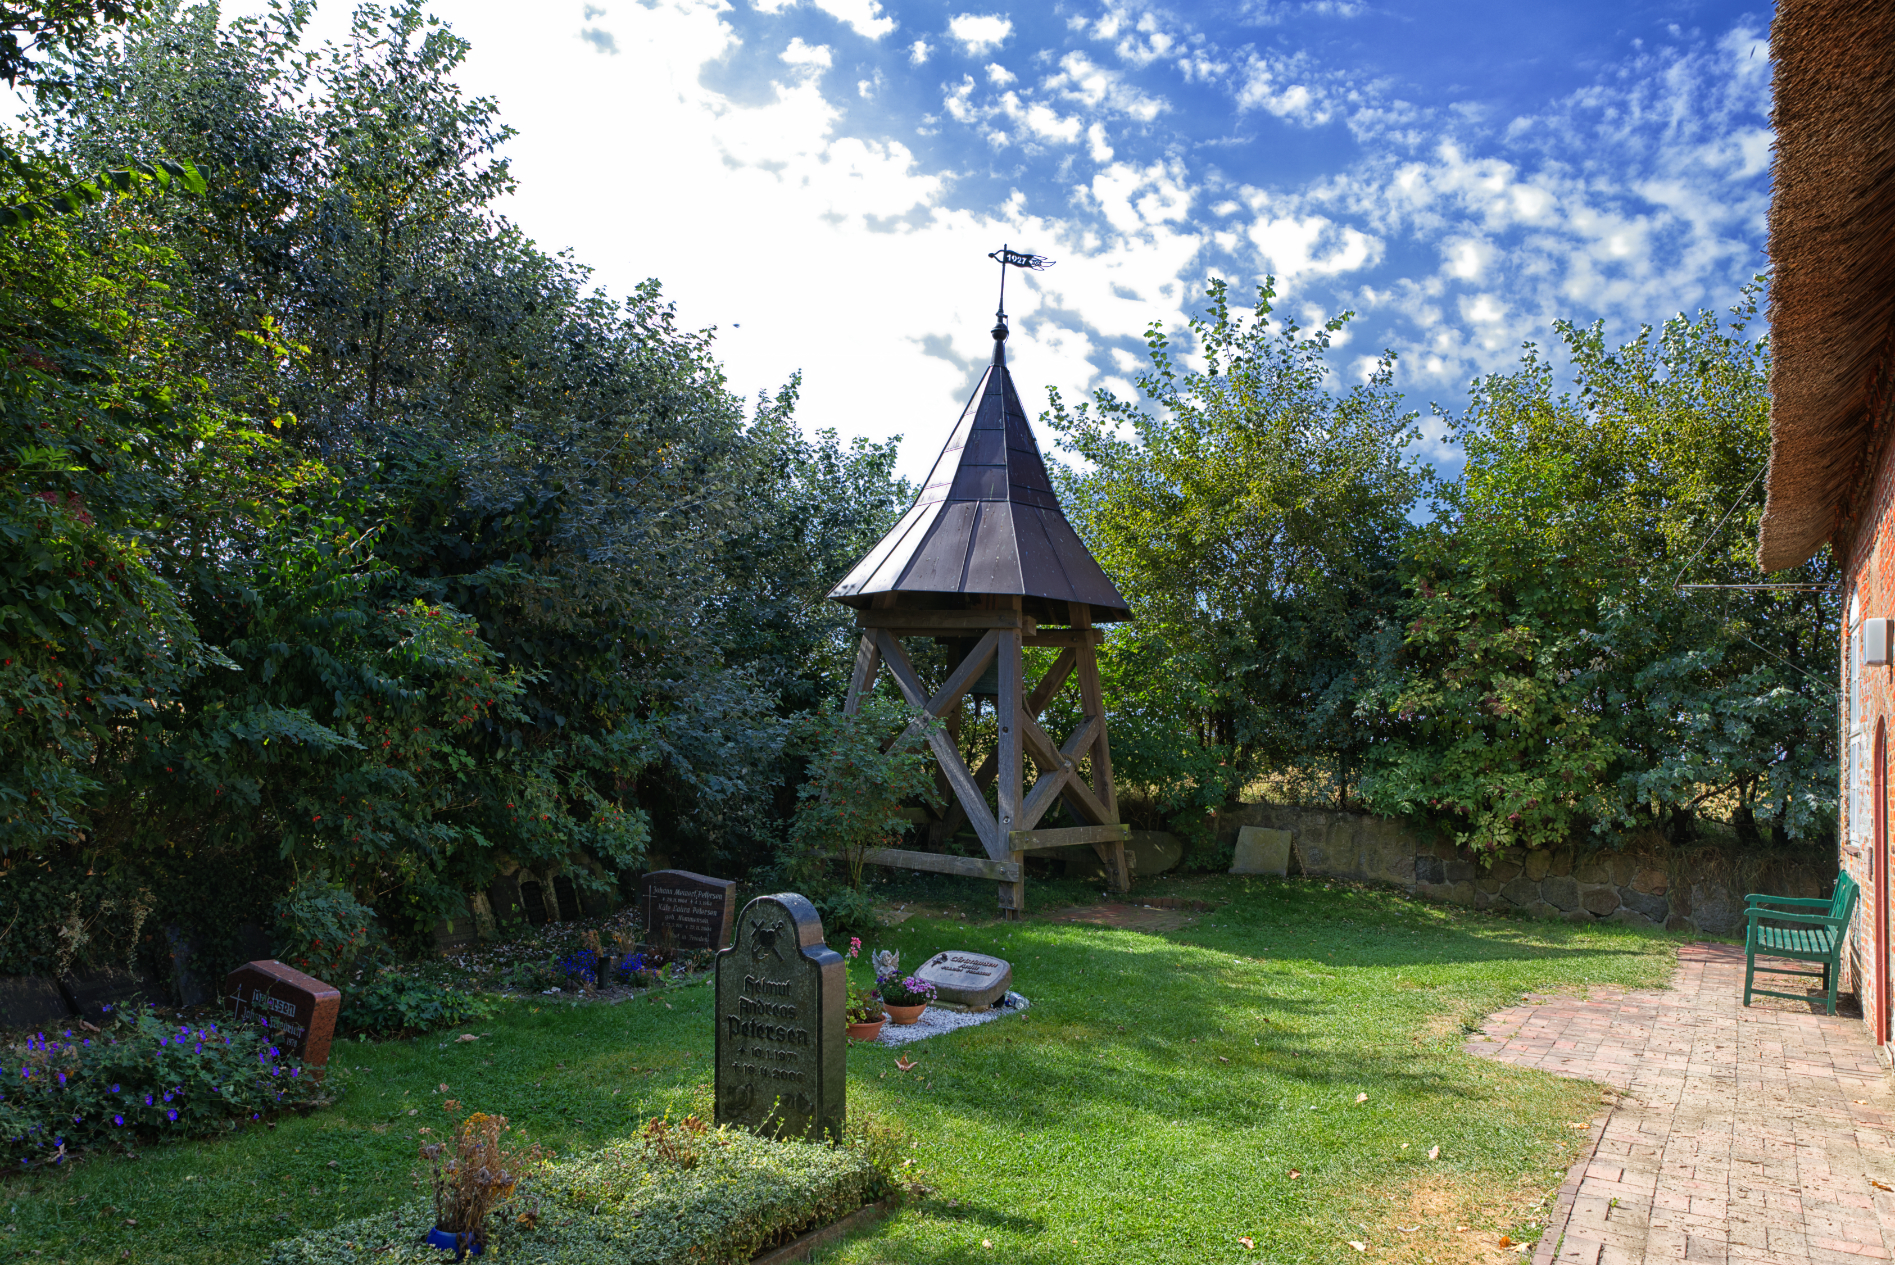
left=1833, top=872, right=1860, bottom=925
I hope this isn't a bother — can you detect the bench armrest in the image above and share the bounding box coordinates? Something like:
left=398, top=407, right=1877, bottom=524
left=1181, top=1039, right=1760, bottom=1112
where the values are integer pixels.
left=1745, top=894, right=1831, bottom=908
left=1747, top=907, right=1844, bottom=928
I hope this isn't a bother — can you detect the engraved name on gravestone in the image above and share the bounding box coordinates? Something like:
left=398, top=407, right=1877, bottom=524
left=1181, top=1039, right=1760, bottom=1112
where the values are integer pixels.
left=914, top=950, right=1013, bottom=1009
left=714, top=894, right=844, bottom=1141
left=223, top=960, right=342, bottom=1070
left=644, top=869, right=738, bottom=950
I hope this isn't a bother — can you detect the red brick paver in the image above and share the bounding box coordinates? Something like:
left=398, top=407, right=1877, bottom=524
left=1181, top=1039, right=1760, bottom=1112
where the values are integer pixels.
left=1470, top=943, right=1895, bottom=1265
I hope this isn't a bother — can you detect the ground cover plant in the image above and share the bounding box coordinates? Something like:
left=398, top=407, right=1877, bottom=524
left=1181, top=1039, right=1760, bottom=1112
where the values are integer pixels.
left=0, top=877, right=1676, bottom=1264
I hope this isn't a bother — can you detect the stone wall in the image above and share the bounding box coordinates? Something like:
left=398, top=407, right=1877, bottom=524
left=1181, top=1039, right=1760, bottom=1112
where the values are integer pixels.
left=1213, top=804, right=1837, bottom=937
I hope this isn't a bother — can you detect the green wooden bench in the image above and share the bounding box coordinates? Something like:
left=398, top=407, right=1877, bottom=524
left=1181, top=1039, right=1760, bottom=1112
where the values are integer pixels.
left=1743, top=871, right=1858, bottom=1015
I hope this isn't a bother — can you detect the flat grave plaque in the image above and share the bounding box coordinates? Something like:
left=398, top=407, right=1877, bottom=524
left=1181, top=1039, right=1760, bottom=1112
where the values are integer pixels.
left=223, top=960, right=342, bottom=1070
left=714, top=893, right=844, bottom=1141
left=645, top=869, right=737, bottom=950
left=914, top=951, right=1013, bottom=1009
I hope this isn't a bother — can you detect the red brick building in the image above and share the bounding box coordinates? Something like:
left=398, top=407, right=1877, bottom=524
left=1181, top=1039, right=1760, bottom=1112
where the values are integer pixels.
left=1757, top=2, right=1895, bottom=1055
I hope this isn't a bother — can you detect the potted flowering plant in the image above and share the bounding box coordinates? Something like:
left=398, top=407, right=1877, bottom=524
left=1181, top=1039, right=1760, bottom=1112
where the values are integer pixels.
left=419, top=1109, right=542, bottom=1260
left=873, top=950, right=936, bottom=1024
left=842, top=937, right=886, bottom=1039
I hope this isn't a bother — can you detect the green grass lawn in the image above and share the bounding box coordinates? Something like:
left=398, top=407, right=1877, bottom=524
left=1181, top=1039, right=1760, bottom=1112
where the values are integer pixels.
left=1, top=875, right=1678, bottom=1265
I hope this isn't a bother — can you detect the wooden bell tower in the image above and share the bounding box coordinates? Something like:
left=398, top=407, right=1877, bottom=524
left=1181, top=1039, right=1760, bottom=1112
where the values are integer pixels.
left=828, top=254, right=1133, bottom=918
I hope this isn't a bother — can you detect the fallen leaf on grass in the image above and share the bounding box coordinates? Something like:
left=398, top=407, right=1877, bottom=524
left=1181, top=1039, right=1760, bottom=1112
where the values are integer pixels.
left=1218, top=1056, right=1230, bottom=1064
left=1498, top=1235, right=1514, bottom=1247
left=1288, top=1169, right=1301, bottom=1179
left=896, top=1055, right=918, bottom=1072
left=455, top=1034, right=479, bottom=1043
left=1567, top=1122, right=1589, bottom=1129
left=1347, top=1242, right=1366, bottom=1252
left=1397, top=1225, right=1418, bottom=1233
left=1428, top=1146, right=1439, bottom=1160
left=438, top=1083, right=449, bottom=1093
left=1873, top=1179, right=1893, bottom=1192
left=1237, top=1236, right=1255, bottom=1249
left=981, top=1239, right=993, bottom=1249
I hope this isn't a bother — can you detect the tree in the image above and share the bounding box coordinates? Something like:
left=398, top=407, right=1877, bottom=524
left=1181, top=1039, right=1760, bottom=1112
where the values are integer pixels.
left=1046, top=278, right=1425, bottom=809
left=1359, top=288, right=1837, bottom=854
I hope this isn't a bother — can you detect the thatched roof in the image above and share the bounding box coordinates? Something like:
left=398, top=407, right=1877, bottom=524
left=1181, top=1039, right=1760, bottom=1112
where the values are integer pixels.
left=1758, top=0, right=1895, bottom=572
left=828, top=325, right=1130, bottom=622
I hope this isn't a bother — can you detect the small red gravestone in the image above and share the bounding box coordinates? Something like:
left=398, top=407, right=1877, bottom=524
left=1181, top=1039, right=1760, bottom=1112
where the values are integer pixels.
left=222, top=960, right=341, bottom=1070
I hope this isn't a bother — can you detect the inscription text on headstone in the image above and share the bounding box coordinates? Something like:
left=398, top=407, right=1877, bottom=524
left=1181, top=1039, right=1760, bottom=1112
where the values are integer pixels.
left=644, top=870, right=738, bottom=950
left=714, top=894, right=843, bottom=1141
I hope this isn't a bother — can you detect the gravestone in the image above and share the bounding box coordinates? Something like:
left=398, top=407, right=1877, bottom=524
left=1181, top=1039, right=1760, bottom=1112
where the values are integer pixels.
left=645, top=870, right=738, bottom=951
left=0, top=975, right=72, bottom=1028
left=714, top=893, right=844, bottom=1141
left=223, top=960, right=342, bottom=1070
left=59, top=965, right=159, bottom=1021
left=914, top=951, right=1013, bottom=1009
left=1232, top=826, right=1292, bottom=876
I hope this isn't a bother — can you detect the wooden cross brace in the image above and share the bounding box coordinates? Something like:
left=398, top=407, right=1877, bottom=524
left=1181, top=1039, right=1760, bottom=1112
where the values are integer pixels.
left=840, top=604, right=1130, bottom=913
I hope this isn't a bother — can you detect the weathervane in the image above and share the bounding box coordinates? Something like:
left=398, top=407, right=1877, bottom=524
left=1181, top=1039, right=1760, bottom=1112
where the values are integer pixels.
left=987, top=244, right=1054, bottom=338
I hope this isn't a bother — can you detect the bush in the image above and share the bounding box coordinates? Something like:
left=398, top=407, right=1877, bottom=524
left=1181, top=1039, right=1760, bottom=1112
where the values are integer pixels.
left=274, top=878, right=386, bottom=985
left=0, top=1011, right=323, bottom=1167
left=264, top=1118, right=905, bottom=1264
left=341, top=971, right=497, bottom=1038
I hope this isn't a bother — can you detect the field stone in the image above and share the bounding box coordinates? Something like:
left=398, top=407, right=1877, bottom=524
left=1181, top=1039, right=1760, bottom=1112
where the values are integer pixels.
left=914, top=951, right=1013, bottom=1009
left=1620, top=889, right=1668, bottom=921
left=1499, top=877, right=1540, bottom=907
left=1524, top=901, right=1561, bottom=920
left=1445, top=858, right=1478, bottom=884
left=1563, top=909, right=1593, bottom=924
left=1231, top=827, right=1292, bottom=876
left=1542, top=876, right=1581, bottom=911
left=1476, top=876, right=1503, bottom=896
left=1489, top=859, right=1524, bottom=883
left=1126, top=831, right=1184, bottom=877
left=1574, top=859, right=1611, bottom=884
left=1607, top=908, right=1657, bottom=930
left=1609, top=855, right=1639, bottom=887
left=1524, top=850, right=1553, bottom=881
left=1546, top=847, right=1575, bottom=878
left=1415, top=855, right=1446, bottom=885
left=1632, top=868, right=1669, bottom=896
left=1580, top=886, right=1622, bottom=917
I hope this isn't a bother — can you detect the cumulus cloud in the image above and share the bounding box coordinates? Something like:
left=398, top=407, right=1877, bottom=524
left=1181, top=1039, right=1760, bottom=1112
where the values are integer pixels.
left=781, top=37, right=833, bottom=70
left=947, top=13, right=1012, bottom=56
left=578, top=25, right=618, bottom=54
left=908, top=38, right=931, bottom=65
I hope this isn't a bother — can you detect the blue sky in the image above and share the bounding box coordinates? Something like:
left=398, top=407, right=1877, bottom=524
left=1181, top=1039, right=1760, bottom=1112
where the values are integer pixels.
left=222, top=0, right=1773, bottom=478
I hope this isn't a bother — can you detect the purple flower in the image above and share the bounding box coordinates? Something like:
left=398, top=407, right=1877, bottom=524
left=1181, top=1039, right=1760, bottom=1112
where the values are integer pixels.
left=111, top=1084, right=119, bottom=1093
left=166, top=1109, right=178, bottom=1122
left=162, top=1091, right=173, bottom=1103
left=112, top=1115, right=123, bottom=1127
left=55, top=1073, right=65, bottom=1086
left=290, top=1068, right=300, bottom=1078
left=143, top=1094, right=153, bottom=1106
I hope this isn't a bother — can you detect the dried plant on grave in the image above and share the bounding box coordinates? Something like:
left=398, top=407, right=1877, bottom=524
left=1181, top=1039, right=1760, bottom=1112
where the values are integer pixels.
left=639, top=1113, right=710, bottom=1170
left=416, top=1111, right=544, bottom=1240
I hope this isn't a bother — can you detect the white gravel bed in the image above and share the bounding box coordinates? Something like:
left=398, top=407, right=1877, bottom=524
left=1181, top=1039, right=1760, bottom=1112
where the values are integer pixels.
left=870, top=992, right=1030, bottom=1047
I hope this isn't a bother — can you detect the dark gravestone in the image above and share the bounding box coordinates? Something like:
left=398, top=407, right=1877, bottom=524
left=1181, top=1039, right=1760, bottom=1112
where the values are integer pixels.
left=553, top=874, right=583, bottom=922
left=914, top=951, right=1013, bottom=1009
left=223, top=960, right=342, bottom=1070
left=59, top=965, right=160, bottom=1021
left=645, top=870, right=738, bottom=950
left=487, top=874, right=524, bottom=926
left=0, top=975, right=73, bottom=1029
left=518, top=879, right=551, bottom=926
left=166, top=926, right=208, bottom=1007
left=714, top=894, right=844, bottom=1141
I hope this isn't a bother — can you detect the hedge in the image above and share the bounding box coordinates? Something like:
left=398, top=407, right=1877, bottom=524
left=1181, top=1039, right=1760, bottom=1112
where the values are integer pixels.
left=262, top=1124, right=902, bottom=1265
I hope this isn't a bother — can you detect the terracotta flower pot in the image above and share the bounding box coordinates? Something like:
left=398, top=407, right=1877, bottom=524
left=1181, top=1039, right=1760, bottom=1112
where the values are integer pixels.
left=846, top=1017, right=887, bottom=1041
left=884, top=1003, right=927, bottom=1025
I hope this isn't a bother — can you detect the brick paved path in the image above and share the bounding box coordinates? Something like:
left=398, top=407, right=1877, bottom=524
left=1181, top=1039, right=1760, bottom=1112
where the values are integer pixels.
left=1469, top=943, right=1895, bottom=1264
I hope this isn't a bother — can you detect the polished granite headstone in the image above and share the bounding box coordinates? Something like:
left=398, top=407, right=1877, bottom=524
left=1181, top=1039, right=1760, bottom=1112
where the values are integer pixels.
left=914, top=950, right=1013, bottom=1009
left=644, top=869, right=738, bottom=950
left=223, top=960, right=341, bottom=1069
left=714, top=893, right=844, bottom=1141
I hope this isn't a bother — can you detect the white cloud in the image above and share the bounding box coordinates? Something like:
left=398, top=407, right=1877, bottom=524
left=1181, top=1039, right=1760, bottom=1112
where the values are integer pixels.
left=780, top=37, right=832, bottom=70
left=947, top=14, right=1012, bottom=56
left=812, top=0, right=895, bottom=40
left=1044, top=51, right=1166, bottom=122
left=985, top=62, right=1015, bottom=86
left=908, top=38, right=931, bottom=65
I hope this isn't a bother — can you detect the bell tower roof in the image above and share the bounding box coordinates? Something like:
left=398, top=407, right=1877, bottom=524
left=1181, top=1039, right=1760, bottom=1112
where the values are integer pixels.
left=827, top=315, right=1131, bottom=624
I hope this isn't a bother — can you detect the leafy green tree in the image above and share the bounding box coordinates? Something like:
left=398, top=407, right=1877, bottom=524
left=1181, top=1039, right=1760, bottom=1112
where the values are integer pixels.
left=1360, top=290, right=1836, bottom=853
left=1046, top=278, right=1425, bottom=809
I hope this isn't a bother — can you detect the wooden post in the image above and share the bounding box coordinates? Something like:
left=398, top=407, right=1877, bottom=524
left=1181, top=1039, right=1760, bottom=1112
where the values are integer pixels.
left=843, top=634, right=879, bottom=717
left=995, top=625, right=1025, bottom=918
left=1070, top=604, right=1127, bottom=893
